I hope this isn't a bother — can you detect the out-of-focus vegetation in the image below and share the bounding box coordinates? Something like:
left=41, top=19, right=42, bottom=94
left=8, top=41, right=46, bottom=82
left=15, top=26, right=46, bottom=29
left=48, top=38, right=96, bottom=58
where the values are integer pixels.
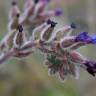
left=0, top=0, right=96, bottom=96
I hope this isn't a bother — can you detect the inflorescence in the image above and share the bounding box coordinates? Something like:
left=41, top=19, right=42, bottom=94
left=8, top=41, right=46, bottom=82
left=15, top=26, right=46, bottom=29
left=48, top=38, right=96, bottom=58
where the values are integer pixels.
left=0, top=0, right=96, bottom=81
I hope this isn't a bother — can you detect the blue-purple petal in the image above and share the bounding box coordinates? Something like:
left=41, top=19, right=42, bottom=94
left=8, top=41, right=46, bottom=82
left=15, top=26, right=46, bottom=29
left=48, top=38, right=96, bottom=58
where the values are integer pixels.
left=75, top=32, right=90, bottom=42
left=90, top=35, right=96, bottom=44
left=55, top=8, right=63, bottom=16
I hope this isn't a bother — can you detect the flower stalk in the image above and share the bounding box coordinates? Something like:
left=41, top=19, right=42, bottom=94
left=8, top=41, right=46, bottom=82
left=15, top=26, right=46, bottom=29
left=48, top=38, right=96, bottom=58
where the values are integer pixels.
left=0, top=0, right=96, bottom=81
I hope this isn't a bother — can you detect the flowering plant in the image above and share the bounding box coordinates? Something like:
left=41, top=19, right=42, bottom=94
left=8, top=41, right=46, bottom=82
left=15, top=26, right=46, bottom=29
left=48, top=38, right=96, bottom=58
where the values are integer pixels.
left=0, top=0, right=96, bottom=81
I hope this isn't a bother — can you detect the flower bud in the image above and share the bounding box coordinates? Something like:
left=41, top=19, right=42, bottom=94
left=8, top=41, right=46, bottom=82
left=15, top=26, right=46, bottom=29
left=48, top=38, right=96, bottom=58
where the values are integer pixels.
left=20, top=0, right=36, bottom=26
left=9, top=1, right=20, bottom=20
left=60, top=36, right=76, bottom=48
left=51, top=25, right=74, bottom=41
left=89, top=35, right=96, bottom=44
left=0, top=29, right=17, bottom=52
left=40, top=19, right=57, bottom=43
left=40, top=8, right=63, bottom=18
left=84, top=60, right=96, bottom=76
left=70, top=51, right=86, bottom=64
left=87, top=68, right=95, bottom=76
left=24, top=0, right=34, bottom=10
left=31, top=22, right=48, bottom=41
left=69, top=42, right=86, bottom=50
left=75, top=32, right=90, bottom=42
left=34, top=0, right=48, bottom=16
left=54, top=8, right=63, bottom=16
left=8, top=13, right=20, bottom=31
left=13, top=25, right=26, bottom=48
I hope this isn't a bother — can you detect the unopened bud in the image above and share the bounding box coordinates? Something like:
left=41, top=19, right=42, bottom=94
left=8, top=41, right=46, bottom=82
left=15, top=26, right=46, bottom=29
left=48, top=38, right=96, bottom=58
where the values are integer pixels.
left=13, top=25, right=26, bottom=48
left=51, top=25, right=74, bottom=41
left=9, top=1, right=20, bottom=20
left=60, top=36, right=76, bottom=48
left=40, top=20, right=57, bottom=43
left=8, top=13, right=20, bottom=31
left=70, top=51, right=86, bottom=64
left=31, top=22, right=47, bottom=41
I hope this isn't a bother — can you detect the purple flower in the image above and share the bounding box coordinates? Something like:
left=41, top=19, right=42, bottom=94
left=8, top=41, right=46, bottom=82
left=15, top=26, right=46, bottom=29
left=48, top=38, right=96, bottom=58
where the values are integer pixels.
left=55, top=8, right=63, bottom=16
left=2, top=0, right=96, bottom=82
left=75, top=32, right=90, bottom=42
left=90, top=35, right=96, bottom=44
left=75, top=32, right=96, bottom=44
left=84, top=60, right=96, bottom=76
left=86, top=68, right=95, bottom=76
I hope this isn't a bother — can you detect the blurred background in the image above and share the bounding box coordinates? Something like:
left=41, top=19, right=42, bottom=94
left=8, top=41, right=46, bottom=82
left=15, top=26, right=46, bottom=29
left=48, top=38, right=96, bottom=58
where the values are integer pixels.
left=0, top=0, right=96, bottom=96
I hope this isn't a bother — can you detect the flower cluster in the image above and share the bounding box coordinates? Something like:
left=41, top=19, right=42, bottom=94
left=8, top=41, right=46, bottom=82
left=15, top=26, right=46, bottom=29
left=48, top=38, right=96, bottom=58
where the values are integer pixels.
left=0, top=0, right=96, bottom=81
